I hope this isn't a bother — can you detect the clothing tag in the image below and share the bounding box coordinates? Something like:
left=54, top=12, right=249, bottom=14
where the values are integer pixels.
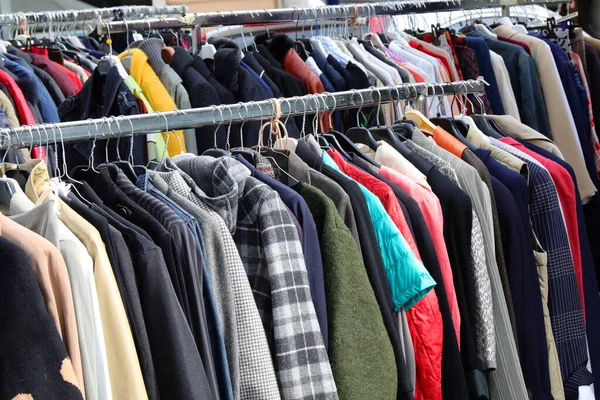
left=132, top=33, right=144, bottom=42
left=49, top=177, right=71, bottom=199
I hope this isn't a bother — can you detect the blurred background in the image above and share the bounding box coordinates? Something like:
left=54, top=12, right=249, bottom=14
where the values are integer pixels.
left=2, top=0, right=597, bottom=38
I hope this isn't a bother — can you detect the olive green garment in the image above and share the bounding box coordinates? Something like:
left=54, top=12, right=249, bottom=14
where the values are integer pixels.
left=295, top=182, right=397, bottom=399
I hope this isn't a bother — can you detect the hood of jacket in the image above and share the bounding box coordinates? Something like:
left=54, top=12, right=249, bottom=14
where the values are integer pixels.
left=254, top=33, right=293, bottom=64
left=130, top=37, right=168, bottom=76
left=208, top=37, right=242, bottom=93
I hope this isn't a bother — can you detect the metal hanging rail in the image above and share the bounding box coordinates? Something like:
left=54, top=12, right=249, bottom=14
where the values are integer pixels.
left=0, top=79, right=485, bottom=150
left=98, top=0, right=474, bottom=34
left=96, top=0, right=564, bottom=35
left=0, top=4, right=187, bottom=33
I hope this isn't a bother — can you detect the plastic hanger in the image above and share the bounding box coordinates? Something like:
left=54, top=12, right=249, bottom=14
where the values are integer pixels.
left=405, top=85, right=437, bottom=135
left=472, top=115, right=504, bottom=139
left=370, top=87, right=413, bottom=157
left=321, top=92, right=381, bottom=168
left=435, top=84, right=478, bottom=151
left=272, top=98, right=298, bottom=152
left=346, top=89, right=378, bottom=150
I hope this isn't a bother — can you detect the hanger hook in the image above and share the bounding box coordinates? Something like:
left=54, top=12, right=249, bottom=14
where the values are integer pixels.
left=2, top=128, right=12, bottom=177
left=159, top=112, right=172, bottom=163
left=327, top=92, right=336, bottom=131
left=239, top=101, right=252, bottom=147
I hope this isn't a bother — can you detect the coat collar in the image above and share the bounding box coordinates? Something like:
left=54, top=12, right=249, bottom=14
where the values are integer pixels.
left=131, top=38, right=167, bottom=76
left=208, top=37, right=241, bottom=93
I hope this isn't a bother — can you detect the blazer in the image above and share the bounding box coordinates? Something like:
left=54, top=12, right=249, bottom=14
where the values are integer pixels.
left=145, top=169, right=281, bottom=400
left=234, top=155, right=329, bottom=350
left=173, top=156, right=338, bottom=400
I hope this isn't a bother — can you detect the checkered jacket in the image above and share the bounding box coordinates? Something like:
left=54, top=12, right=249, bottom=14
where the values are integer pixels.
left=491, top=138, right=589, bottom=398
left=165, top=157, right=338, bottom=400
left=147, top=167, right=281, bottom=400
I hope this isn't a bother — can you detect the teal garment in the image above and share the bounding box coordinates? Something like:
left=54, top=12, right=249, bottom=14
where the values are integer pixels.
left=322, top=151, right=436, bottom=311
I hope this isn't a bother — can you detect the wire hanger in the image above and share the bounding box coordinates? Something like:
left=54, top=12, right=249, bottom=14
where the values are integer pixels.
left=203, top=105, right=229, bottom=157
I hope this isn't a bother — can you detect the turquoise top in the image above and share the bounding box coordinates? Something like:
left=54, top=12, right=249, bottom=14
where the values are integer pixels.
left=322, top=151, right=435, bottom=310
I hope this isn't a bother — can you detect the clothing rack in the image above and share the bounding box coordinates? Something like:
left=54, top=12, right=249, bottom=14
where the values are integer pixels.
left=0, top=80, right=485, bottom=150
left=95, top=0, right=567, bottom=35
left=0, top=5, right=187, bottom=27
left=0, top=5, right=187, bottom=38
left=97, top=0, right=472, bottom=34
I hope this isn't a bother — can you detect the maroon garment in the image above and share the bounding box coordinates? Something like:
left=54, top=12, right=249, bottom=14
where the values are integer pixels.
left=28, top=52, right=78, bottom=97
left=498, top=36, right=532, bottom=56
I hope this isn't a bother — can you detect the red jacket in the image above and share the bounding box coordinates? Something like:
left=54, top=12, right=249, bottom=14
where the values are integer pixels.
left=283, top=48, right=332, bottom=132
left=0, top=69, right=36, bottom=125
left=0, top=69, right=45, bottom=159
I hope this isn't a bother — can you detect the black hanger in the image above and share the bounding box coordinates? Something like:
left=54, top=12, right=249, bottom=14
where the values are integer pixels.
left=294, top=40, right=310, bottom=61
left=370, top=125, right=414, bottom=158
left=328, top=130, right=381, bottom=168
left=324, top=92, right=380, bottom=168
left=5, top=166, right=30, bottom=191
left=231, top=148, right=256, bottom=164
left=346, top=127, right=378, bottom=150
left=378, top=33, right=390, bottom=45
left=471, top=115, right=504, bottom=139
left=298, top=37, right=314, bottom=53
left=316, top=134, right=331, bottom=151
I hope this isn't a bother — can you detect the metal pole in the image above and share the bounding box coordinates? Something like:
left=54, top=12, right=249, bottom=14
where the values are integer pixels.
left=98, top=0, right=467, bottom=33
left=0, top=80, right=485, bottom=150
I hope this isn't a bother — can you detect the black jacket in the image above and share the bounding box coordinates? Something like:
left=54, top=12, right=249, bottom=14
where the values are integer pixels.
left=208, top=37, right=271, bottom=148
left=70, top=172, right=216, bottom=400
left=0, top=236, right=85, bottom=400
left=58, top=66, right=145, bottom=166
left=64, top=193, right=159, bottom=400
left=169, top=47, right=227, bottom=153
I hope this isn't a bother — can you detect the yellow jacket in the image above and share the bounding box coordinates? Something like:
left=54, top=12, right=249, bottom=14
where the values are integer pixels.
left=119, top=49, right=186, bottom=156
